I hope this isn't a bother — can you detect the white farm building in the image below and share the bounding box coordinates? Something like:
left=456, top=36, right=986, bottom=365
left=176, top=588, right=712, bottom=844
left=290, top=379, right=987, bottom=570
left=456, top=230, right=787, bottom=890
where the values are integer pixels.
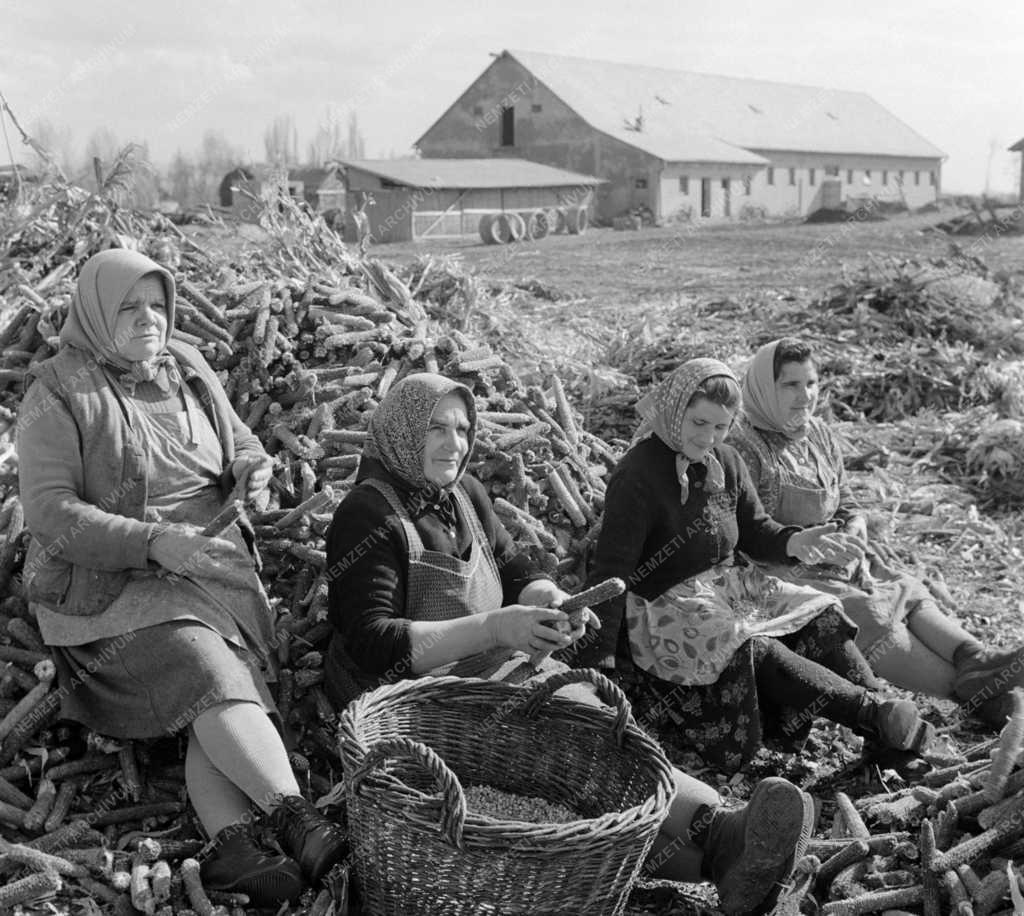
left=416, top=50, right=946, bottom=224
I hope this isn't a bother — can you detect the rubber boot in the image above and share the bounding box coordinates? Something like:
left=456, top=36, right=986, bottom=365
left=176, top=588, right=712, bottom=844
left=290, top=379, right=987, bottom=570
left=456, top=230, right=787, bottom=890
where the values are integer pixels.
left=200, top=823, right=304, bottom=906
left=268, top=794, right=350, bottom=885
left=703, top=777, right=815, bottom=916
left=953, top=642, right=1024, bottom=710
left=856, top=694, right=934, bottom=753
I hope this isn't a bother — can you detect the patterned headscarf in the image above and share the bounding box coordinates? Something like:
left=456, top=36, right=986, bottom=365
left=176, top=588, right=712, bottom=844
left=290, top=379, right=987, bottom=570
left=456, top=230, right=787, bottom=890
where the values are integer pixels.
left=61, top=249, right=180, bottom=394
left=632, top=358, right=738, bottom=504
left=364, top=373, right=477, bottom=497
left=742, top=339, right=817, bottom=440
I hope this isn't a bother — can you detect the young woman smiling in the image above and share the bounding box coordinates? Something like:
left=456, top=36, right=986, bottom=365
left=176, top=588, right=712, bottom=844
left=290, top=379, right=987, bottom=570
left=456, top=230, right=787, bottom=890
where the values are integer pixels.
left=578, top=358, right=935, bottom=774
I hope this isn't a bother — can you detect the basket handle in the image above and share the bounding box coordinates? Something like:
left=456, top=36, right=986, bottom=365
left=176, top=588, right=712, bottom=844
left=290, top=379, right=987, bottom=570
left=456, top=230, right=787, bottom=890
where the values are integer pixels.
left=348, top=736, right=467, bottom=849
left=521, top=667, right=631, bottom=745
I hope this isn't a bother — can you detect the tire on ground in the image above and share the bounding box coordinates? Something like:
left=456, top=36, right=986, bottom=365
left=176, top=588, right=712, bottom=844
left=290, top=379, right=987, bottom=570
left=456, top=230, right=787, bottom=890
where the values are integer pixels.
left=566, top=206, right=589, bottom=235
left=552, top=208, right=568, bottom=234
left=478, top=213, right=500, bottom=245
left=526, top=210, right=550, bottom=240
left=487, top=213, right=512, bottom=244
left=500, top=211, right=526, bottom=242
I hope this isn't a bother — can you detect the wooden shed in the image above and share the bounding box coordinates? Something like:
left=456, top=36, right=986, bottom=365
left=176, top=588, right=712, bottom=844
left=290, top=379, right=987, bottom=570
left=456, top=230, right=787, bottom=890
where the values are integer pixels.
left=338, top=157, right=603, bottom=243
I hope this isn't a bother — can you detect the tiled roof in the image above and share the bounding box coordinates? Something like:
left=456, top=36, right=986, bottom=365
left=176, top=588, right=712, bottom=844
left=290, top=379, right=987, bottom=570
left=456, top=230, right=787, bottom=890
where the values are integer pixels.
left=339, top=157, right=603, bottom=189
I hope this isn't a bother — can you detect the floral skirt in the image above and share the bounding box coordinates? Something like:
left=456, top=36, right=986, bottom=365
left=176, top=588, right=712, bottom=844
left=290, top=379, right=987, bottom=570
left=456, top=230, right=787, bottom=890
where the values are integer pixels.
left=618, top=608, right=862, bottom=774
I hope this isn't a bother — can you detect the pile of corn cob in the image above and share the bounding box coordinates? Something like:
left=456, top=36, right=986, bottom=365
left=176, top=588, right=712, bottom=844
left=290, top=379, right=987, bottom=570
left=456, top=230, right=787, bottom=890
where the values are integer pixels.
left=769, top=691, right=1024, bottom=916
left=0, top=176, right=619, bottom=909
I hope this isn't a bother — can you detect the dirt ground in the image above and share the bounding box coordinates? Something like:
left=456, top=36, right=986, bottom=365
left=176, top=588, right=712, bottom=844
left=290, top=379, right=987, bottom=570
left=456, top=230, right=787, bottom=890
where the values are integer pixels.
left=175, top=209, right=1024, bottom=914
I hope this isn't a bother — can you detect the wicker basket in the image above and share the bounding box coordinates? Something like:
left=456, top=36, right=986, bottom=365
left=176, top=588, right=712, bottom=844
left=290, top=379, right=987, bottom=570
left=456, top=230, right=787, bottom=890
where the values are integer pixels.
left=338, top=668, right=675, bottom=916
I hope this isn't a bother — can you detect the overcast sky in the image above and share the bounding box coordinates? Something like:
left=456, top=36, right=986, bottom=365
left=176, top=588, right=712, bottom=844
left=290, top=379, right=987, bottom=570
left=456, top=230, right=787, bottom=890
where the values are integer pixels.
left=2, top=0, right=1022, bottom=194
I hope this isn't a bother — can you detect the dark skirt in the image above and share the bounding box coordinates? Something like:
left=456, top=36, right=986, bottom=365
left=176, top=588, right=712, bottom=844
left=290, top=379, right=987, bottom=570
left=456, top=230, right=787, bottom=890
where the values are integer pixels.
left=51, top=620, right=276, bottom=739
left=617, top=608, right=862, bottom=774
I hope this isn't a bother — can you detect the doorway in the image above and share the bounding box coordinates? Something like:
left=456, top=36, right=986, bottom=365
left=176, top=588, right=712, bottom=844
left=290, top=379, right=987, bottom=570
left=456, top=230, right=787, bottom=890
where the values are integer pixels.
left=700, top=179, right=711, bottom=217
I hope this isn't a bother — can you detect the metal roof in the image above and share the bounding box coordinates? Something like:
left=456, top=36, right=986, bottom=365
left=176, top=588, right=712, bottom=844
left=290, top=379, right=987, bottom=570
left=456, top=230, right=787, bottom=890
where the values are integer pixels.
left=475, top=50, right=945, bottom=162
left=338, top=157, right=604, bottom=189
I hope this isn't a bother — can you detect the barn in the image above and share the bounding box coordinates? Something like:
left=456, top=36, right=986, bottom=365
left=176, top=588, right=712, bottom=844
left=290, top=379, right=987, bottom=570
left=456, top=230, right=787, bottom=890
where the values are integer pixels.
left=220, top=164, right=345, bottom=216
left=416, top=50, right=946, bottom=224
left=338, top=157, right=603, bottom=243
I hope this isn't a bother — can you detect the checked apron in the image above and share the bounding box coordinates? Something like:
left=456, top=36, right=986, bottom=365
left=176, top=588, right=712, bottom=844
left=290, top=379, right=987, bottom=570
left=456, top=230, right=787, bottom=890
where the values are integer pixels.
left=327, top=479, right=590, bottom=708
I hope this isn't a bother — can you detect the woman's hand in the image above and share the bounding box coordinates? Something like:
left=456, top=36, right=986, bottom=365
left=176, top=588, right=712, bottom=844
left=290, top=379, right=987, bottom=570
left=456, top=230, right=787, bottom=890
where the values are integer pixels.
left=231, top=456, right=274, bottom=504
left=517, top=579, right=600, bottom=644
left=149, top=524, right=239, bottom=577
left=486, top=605, right=574, bottom=656
left=787, top=522, right=868, bottom=566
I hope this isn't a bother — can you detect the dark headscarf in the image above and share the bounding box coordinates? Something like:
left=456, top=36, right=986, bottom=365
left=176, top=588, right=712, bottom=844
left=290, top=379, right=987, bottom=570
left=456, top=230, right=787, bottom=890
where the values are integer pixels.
left=61, top=249, right=180, bottom=393
left=364, top=373, right=477, bottom=504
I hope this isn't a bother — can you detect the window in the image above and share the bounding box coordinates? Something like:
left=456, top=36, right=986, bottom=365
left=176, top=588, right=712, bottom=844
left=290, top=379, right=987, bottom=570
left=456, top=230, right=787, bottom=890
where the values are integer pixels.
left=472, top=104, right=484, bottom=116
left=847, top=169, right=853, bottom=184
left=930, top=170, right=936, bottom=186
left=635, top=177, right=648, bottom=189
left=679, top=176, right=689, bottom=194
left=898, top=170, right=905, bottom=184
left=531, top=103, right=542, bottom=113
left=882, top=171, right=888, bottom=185
left=743, top=176, right=751, bottom=196
left=915, top=171, right=920, bottom=185
left=789, top=167, right=796, bottom=186
left=500, top=106, right=514, bottom=146
left=864, top=169, right=871, bottom=182
left=808, top=168, right=816, bottom=186
left=767, top=167, right=774, bottom=186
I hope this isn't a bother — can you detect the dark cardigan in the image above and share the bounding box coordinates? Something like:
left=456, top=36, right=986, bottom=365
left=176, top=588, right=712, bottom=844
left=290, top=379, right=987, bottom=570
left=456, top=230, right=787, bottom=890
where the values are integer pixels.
left=325, top=457, right=545, bottom=678
left=582, top=435, right=801, bottom=662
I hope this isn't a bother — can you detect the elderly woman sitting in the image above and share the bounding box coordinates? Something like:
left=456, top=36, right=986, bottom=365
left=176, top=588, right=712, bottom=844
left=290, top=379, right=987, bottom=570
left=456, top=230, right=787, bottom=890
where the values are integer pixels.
left=730, top=337, right=1024, bottom=726
left=577, top=358, right=936, bottom=774
left=323, top=372, right=817, bottom=916
left=17, top=250, right=347, bottom=906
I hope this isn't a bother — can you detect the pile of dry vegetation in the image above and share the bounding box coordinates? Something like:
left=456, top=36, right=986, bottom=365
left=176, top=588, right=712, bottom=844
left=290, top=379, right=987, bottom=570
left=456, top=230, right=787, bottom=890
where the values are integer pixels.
left=0, top=156, right=1022, bottom=915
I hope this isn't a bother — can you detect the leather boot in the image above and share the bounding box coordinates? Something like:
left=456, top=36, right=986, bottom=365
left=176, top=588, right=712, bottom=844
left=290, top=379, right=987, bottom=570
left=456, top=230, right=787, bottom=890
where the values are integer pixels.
left=268, top=794, right=349, bottom=885
left=703, top=777, right=814, bottom=916
left=953, top=642, right=1024, bottom=709
left=856, top=694, right=934, bottom=753
left=200, top=823, right=304, bottom=906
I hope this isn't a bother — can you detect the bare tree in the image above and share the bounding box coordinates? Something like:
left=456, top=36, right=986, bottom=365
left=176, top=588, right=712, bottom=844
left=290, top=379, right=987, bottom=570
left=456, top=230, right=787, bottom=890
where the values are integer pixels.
left=264, top=115, right=299, bottom=165
left=29, top=119, right=75, bottom=176
left=308, top=110, right=345, bottom=166
left=346, top=111, right=365, bottom=159
left=167, top=150, right=198, bottom=207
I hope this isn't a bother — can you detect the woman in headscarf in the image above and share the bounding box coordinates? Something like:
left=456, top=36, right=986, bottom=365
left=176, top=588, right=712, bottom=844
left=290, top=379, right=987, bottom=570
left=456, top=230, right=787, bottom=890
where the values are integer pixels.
left=730, top=337, right=1024, bottom=727
left=323, top=372, right=817, bottom=916
left=17, top=250, right=347, bottom=906
left=576, top=358, right=936, bottom=774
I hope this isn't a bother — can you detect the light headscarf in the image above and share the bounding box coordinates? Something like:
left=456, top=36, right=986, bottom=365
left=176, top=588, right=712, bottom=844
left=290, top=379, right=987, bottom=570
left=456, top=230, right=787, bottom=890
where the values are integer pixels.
left=61, top=249, right=180, bottom=394
left=741, top=339, right=817, bottom=440
left=364, top=373, right=477, bottom=498
left=632, top=358, right=738, bottom=504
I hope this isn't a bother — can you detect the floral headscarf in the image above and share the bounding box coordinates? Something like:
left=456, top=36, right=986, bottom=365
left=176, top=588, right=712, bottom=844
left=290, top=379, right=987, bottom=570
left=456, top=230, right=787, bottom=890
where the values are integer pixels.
left=61, top=249, right=180, bottom=393
left=364, top=373, right=477, bottom=497
left=741, top=339, right=817, bottom=440
left=632, top=358, right=738, bottom=503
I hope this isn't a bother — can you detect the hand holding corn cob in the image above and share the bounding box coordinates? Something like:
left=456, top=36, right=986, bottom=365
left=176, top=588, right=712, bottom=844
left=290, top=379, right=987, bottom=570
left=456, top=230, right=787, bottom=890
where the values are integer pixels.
left=527, top=577, right=623, bottom=668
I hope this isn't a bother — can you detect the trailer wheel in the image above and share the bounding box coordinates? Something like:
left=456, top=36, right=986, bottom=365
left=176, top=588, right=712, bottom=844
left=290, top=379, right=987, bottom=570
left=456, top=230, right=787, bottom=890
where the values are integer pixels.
left=566, top=206, right=589, bottom=235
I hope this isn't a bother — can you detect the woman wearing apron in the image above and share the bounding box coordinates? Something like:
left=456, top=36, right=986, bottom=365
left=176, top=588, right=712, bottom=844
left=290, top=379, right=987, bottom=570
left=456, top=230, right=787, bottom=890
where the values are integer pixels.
left=730, top=337, right=1024, bottom=727
left=576, top=358, right=936, bottom=775
left=324, top=373, right=817, bottom=916
left=17, top=250, right=348, bottom=907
